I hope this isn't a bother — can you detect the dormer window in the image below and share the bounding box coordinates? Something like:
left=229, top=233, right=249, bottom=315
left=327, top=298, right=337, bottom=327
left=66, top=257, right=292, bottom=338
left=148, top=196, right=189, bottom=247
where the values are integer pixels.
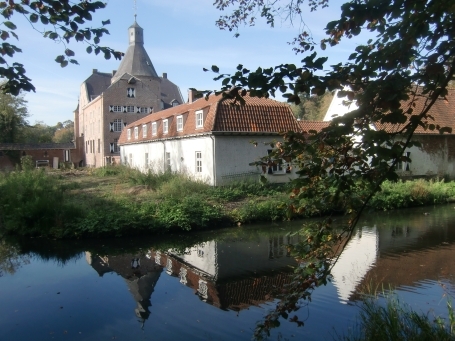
left=152, top=122, right=157, bottom=136
left=134, top=127, right=139, bottom=139
left=176, top=116, right=183, bottom=131
left=163, top=119, right=168, bottom=134
left=172, top=100, right=179, bottom=107
left=142, top=124, right=147, bottom=138
left=196, top=110, right=203, bottom=128
left=127, top=128, right=131, bottom=140
left=127, top=88, right=135, bottom=98
left=160, top=100, right=164, bottom=110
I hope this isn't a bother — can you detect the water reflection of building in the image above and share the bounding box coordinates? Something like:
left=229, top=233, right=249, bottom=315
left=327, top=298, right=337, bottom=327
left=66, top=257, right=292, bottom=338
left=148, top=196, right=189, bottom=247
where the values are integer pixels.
left=85, top=252, right=162, bottom=324
left=151, top=234, right=299, bottom=311
left=331, top=209, right=455, bottom=303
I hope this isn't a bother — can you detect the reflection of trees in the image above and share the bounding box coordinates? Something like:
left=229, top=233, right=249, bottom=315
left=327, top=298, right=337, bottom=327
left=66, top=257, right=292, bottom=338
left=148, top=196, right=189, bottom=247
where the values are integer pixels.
left=0, top=240, right=30, bottom=276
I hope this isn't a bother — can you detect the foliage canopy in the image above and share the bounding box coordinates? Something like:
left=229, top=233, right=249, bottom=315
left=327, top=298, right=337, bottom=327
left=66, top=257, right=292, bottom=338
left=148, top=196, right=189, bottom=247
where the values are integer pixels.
left=0, top=0, right=122, bottom=95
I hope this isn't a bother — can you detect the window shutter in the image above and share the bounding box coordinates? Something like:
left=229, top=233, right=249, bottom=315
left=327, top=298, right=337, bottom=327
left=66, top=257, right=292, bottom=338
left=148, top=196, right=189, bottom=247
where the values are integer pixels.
left=136, top=106, right=140, bottom=113
left=148, top=107, right=152, bottom=113
left=109, top=105, right=113, bottom=112
left=122, top=106, right=127, bottom=113
left=405, top=152, right=411, bottom=171
left=109, top=143, right=114, bottom=153
left=123, top=122, right=127, bottom=128
left=109, top=122, right=114, bottom=132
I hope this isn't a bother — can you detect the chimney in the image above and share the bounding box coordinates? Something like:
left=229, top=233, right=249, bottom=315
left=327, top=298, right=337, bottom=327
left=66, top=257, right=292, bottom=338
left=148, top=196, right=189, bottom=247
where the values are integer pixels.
left=162, top=72, right=167, bottom=79
left=188, top=88, right=197, bottom=103
left=112, top=70, right=116, bottom=76
left=92, top=69, right=98, bottom=74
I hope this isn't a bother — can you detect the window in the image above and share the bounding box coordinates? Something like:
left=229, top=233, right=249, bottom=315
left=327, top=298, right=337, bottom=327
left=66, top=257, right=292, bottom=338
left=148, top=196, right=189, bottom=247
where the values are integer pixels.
left=195, top=151, right=202, bottom=173
left=113, top=119, right=122, bottom=132
left=396, top=152, right=411, bottom=171
left=134, top=126, right=139, bottom=139
left=129, top=153, right=133, bottom=166
left=196, top=110, right=203, bottom=128
left=123, top=155, right=127, bottom=165
left=127, top=88, right=135, bottom=98
left=267, top=150, right=284, bottom=174
left=172, top=101, right=179, bottom=107
left=160, top=100, right=164, bottom=110
left=137, top=107, right=148, bottom=114
left=126, top=105, right=135, bottom=113
left=127, top=128, right=131, bottom=140
left=111, top=105, right=123, bottom=112
left=163, top=119, right=168, bottom=134
left=176, top=116, right=183, bottom=131
left=113, top=138, right=119, bottom=153
left=166, top=152, right=171, bottom=171
left=152, top=122, right=157, bottom=136
left=97, top=139, right=100, bottom=153
left=142, top=124, right=147, bottom=138
left=145, top=153, right=149, bottom=166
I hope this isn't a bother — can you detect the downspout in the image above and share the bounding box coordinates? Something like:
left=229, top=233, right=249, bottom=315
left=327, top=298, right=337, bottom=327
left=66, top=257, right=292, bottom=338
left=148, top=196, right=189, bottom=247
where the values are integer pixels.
left=211, top=135, right=216, bottom=186
left=161, top=140, right=165, bottom=172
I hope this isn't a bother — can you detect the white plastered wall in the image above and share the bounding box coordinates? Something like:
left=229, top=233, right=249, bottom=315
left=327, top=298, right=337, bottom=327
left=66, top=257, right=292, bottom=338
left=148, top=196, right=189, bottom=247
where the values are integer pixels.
left=214, top=135, right=297, bottom=185
left=121, top=135, right=215, bottom=185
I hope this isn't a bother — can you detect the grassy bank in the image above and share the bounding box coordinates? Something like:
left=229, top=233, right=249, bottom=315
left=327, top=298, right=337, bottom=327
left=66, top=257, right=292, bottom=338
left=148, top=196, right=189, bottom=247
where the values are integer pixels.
left=1, top=167, right=455, bottom=239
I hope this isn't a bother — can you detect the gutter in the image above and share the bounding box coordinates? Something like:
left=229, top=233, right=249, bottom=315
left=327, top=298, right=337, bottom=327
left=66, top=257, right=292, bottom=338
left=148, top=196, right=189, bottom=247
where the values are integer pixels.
left=211, top=135, right=216, bottom=186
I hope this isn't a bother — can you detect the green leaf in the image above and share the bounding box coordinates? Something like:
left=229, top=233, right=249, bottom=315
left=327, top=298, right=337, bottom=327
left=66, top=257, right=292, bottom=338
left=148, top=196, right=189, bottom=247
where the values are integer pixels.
left=30, top=14, right=39, bottom=23
left=65, top=49, right=75, bottom=57
left=3, top=21, right=16, bottom=30
left=40, top=16, right=49, bottom=25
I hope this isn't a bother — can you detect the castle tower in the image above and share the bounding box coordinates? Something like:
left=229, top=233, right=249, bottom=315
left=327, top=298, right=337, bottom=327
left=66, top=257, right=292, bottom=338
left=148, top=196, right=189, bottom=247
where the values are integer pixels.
left=112, top=21, right=159, bottom=83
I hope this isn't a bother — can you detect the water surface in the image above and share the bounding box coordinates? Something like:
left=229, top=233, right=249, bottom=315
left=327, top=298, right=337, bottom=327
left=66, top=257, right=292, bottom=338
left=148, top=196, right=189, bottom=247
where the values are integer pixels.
left=1, top=205, right=455, bottom=340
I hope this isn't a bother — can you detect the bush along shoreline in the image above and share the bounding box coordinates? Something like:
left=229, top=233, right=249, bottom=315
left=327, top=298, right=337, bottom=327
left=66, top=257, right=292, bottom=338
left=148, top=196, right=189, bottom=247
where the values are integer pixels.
left=1, top=167, right=455, bottom=239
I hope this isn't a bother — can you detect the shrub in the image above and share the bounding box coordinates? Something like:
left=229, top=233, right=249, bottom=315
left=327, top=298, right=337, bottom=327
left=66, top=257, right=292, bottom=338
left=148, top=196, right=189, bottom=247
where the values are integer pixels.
left=155, top=194, right=225, bottom=231
left=20, top=155, right=34, bottom=171
left=0, top=170, right=81, bottom=237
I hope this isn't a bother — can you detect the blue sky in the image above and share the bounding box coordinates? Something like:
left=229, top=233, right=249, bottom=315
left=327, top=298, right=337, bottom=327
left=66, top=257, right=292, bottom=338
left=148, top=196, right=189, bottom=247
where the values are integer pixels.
left=11, top=0, right=362, bottom=125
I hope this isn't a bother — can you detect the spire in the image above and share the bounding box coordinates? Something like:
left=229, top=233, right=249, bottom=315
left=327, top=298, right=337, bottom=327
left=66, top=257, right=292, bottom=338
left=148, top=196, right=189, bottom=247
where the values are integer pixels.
left=111, top=20, right=159, bottom=83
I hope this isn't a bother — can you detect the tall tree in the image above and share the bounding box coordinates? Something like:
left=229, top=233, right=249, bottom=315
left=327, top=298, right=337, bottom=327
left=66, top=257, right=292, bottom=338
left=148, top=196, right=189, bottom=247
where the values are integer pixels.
left=207, top=0, right=455, bottom=338
left=0, top=91, right=28, bottom=143
left=0, top=1, right=122, bottom=95
left=290, top=91, right=333, bottom=120
left=53, top=120, right=74, bottom=143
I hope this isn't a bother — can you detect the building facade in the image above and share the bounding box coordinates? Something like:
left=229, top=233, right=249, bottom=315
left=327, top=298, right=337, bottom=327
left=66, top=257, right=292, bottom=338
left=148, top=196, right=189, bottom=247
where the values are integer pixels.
left=118, top=94, right=302, bottom=185
left=74, top=21, right=183, bottom=167
left=324, top=89, right=455, bottom=179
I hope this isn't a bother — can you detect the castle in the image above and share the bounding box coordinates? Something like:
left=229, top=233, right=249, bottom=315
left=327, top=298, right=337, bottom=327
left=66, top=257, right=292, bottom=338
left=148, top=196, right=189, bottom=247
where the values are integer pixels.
left=74, top=20, right=183, bottom=167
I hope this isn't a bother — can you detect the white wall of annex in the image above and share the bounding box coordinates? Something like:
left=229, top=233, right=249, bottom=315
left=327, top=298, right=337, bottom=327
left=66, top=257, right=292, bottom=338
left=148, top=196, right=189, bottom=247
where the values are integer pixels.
left=214, top=135, right=295, bottom=185
left=121, top=135, right=215, bottom=185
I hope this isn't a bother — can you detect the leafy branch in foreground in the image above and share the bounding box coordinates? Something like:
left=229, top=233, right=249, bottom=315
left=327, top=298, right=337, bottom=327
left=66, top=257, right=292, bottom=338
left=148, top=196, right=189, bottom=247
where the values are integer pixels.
left=208, top=0, right=455, bottom=338
left=0, top=0, right=123, bottom=95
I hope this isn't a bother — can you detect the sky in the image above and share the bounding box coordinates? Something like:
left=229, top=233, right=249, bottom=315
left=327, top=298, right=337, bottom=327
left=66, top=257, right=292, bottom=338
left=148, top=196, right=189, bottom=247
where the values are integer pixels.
left=9, top=0, right=364, bottom=125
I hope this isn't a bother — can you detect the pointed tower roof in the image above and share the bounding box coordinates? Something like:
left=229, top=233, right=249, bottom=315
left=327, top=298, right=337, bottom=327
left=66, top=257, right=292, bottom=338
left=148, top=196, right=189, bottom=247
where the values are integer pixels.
left=112, top=21, right=158, bottom=83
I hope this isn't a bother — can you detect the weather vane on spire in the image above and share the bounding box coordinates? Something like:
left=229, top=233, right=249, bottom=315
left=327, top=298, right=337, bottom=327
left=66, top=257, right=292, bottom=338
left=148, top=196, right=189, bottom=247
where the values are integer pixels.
left=133, top=0, right=137, bottom=21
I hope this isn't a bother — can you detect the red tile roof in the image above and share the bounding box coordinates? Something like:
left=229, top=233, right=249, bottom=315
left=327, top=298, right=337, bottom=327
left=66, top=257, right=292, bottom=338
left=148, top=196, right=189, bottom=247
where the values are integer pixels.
left=374, top=88, right=455, bottom=135
left=119, top=94, right=301, bottom=145
left=298, top=120, right=330, bottom=133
